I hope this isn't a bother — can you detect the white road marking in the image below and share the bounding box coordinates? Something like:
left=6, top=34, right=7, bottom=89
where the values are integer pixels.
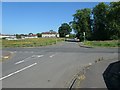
left=0, top=63, right=37, bottom=81
left=15, top=55, right=44, bottom=65
left=37, top=55, right=44, bottom=58
left=49, top=54, right=56, bottom=58
left=15, top=60, right=25, bottom=65
left=14, top=56, right=31, bottom=65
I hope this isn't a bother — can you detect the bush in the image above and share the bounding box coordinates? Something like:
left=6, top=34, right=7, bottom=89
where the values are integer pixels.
left=110, top=35, right=118, bottom=40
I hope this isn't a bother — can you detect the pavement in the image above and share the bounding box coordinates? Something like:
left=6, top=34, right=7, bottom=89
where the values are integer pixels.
left=0, top=41, right=119, bottom=88
left=73, top=58, right=119, bottom=88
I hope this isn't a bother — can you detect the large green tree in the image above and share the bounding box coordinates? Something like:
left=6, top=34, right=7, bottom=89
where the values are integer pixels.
left=16, top=34, right=21, bottom=39
left=58, top=23, right=72, bottom=37
left=70, top=8, right=92, bottom=41
left=93, top=2, right=109, bottom=40
left=107, top=2, right=120, bottom=39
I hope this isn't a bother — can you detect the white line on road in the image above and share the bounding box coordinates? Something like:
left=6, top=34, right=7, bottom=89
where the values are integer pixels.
left=37, top=55, right=44, bottom=58
left=49, top=54, right=56, bottom=58
left=14, top=56, right=31, bottom=65
left=14, top=55, right=44, bottom=65
left=0, top=63, right=37, bottom=81
left=15, top=60, right=25, bottom=65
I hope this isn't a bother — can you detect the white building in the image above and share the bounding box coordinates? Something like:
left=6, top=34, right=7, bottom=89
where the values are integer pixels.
left=42, top=32, right=59, bottom=38
left=0, top=34, right=16, bottom=40
left=0, top=34, right=38, bottom=40
left=23, top=34, right=37, bottom=39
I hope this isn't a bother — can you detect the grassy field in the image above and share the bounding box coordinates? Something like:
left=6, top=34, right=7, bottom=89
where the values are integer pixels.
left=84, top=40, right=120, bottom=47
left=1, top=38, right=64, bottom=48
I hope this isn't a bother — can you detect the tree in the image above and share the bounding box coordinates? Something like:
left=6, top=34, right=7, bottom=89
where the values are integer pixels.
left=93, top=2, right=109, bottom=40
left=58, top=23, right=72, bottom=37
left=37, top=33, right=42, bottom=37
left=107, top=2, right=120, bottom=39
left=70, top=8, right=92, bottom=41
left=28, top=33, right=33, bottom=36
left=69, top=34, right=76, bottom=38
left=16, top=34, right=21, bottom=39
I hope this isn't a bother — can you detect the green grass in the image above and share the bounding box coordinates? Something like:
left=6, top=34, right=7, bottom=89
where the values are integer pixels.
left=84, top=40, right=120, bottom=47
left=1, top=38, right=64, bottom=48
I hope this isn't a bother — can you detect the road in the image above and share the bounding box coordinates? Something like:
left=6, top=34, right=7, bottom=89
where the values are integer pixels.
left=1, top=41, right=118, bottom=88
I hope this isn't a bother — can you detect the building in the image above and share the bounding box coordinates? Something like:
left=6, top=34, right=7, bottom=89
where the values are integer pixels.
left=42, top=31, right=59, bottom=38
left=0, top=34, right=16, bottom=40
left=23, top=34, right=37, bottom=39
left=0, top=34, right=38, bottom=40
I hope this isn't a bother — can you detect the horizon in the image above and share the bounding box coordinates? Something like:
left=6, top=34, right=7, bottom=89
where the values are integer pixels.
left=2, top=2, right=109, bottom=35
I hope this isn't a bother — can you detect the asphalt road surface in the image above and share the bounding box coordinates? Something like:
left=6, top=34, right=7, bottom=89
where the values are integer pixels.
left=1, top=41, right=119, bottom=88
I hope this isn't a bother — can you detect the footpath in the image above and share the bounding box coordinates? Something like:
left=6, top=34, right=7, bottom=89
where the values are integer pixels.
left=73, top=58, right=118, bottom=88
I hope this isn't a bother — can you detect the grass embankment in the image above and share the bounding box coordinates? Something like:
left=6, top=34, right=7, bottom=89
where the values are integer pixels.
left=2, top=38, right=64, bottom=48
left=84, top=40, right=120, bottom=47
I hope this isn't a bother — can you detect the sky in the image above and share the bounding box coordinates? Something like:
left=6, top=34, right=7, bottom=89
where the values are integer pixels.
left=2, top=2, right=107, bottom=34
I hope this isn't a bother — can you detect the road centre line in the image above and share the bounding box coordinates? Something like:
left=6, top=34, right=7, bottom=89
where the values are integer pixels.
left=49, top=54, right=57, bottom=58
left=15, top=60, right=25, bottom=65
left=15, top=55, right=44, bottom=65
left=14, top=56, right=31, bottom=65
left=0, top=63, right=37, bottom=81
left=37, top=55, right=44, bottom=58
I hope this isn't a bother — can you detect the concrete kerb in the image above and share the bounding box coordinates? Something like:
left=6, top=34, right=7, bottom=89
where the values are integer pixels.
left=68, top=67, right=85, bottom=89
left=78, top=42, right=93, bottom=48
left=68, top=66, right=87, bottom=89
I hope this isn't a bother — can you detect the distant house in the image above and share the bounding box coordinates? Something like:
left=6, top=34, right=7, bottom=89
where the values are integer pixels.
left=0, top=34, right=38, bottom=40
left=0, top=34, right=17, bottom=40
left=24, top=34, right=37, bottom=39
left=42, top=31, right=59, bottom=38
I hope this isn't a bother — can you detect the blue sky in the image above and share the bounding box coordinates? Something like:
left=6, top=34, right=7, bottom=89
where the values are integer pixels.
left=2, top=2, right=104, bottom=34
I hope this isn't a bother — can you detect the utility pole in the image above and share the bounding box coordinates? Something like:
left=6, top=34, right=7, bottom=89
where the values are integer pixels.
left=56, top=34, right=57, bottom=44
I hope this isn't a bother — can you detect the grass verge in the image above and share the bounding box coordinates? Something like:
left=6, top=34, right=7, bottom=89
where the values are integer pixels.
left=2, top=38, right=65, bottom=48
left=83, top=40, right=120, bottom=48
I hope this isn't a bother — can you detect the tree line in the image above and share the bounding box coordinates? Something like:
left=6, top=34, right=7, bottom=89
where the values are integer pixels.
left=58, top=2, right=120, bottom=41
